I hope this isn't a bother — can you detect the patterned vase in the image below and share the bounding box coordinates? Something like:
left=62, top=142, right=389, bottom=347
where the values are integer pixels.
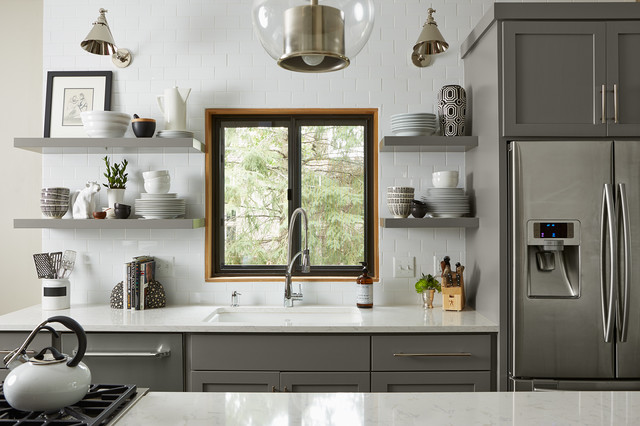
left=437, top=85, right=467, bottom=136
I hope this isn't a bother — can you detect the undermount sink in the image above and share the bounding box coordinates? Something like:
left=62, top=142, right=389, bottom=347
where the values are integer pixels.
left=203, top=306, right=363, bottom=325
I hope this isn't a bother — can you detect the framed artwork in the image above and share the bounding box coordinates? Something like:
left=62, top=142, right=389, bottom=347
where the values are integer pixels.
left=44, top=71, right=113, bottom=137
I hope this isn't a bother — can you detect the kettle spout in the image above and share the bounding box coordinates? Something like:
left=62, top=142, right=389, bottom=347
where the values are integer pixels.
left=178, top=87, right=191, bottom=102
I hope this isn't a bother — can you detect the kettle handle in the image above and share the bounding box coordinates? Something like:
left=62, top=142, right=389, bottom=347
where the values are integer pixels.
left=156, top=95, right=165, bottom=113
left=47, top=316, right=87, bottom=367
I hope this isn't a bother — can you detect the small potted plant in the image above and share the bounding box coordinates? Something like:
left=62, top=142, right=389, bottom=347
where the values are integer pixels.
left=103, top=156, right=128, bottom=217
left=415, top=273, right=441, bottom=309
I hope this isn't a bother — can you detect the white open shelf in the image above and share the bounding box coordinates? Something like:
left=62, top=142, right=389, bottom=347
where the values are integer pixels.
left=14, top=137, right=205, bottom=153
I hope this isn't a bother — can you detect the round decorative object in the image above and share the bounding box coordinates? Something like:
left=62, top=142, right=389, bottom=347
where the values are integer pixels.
left=437, top=85, right=467, bottom=136
left=110, top=282, right=124, bottom=309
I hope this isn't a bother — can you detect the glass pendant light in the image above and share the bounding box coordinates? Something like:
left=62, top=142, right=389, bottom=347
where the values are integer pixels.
left=252, top=0, right=375, bottom=73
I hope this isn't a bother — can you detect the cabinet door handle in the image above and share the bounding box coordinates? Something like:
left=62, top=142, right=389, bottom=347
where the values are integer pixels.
left=613, top=83, right=619, bottom=124
left=393, top=352, right=472, bottom=357
left=79, top=350, right=170, bottom=358
left=601, top=84, right=607, bottom=124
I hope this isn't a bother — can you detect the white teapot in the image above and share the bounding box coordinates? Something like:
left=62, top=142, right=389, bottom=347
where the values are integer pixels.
left=156, top=87, right=191, bottom=131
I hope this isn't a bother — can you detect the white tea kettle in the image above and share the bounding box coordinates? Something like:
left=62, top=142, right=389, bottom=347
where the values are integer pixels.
left=156, top=86, right=191, bottom=131
left=2, top=316, right=91, bottom=412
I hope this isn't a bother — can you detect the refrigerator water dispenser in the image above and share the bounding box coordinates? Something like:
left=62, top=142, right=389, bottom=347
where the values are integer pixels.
left=527, top=220, right=581, bottom=298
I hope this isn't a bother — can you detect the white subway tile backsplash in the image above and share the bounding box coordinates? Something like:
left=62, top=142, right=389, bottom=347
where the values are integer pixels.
left=42, top=0, right=495, bottom=307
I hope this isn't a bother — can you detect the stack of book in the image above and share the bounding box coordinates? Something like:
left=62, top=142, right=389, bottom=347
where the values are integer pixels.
left=123, top=256, right=156, bottom=310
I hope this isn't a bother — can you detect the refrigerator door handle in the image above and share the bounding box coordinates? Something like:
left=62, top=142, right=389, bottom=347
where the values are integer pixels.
left=617, top=183, right=631, bottom=342
left=600, top=184, right=617, bottom=343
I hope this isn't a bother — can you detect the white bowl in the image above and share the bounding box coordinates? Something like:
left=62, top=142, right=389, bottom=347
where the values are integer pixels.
left=387, top=202, right=411, bottom=218
left=387, top=186, right=415, bottom=194
left=81, top=111, right=131, bottom=123
left=81, top=111, right=130, bottom=138
left=142, top=170, right=170, bottom=179
left=144, top=180, right=171, bottom=194
left=432, top=171, right=459, bottom=188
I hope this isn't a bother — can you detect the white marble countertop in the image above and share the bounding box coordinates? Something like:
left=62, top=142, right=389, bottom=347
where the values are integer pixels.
left=114, top=391, right=640, bottom=425
left=0, top=304, right=497, bottom=333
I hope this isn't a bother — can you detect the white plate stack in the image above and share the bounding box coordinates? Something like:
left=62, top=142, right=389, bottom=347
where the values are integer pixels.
left=421, top=188, right=470, bottom=218
left=156, top=130, right=194, bottom=138
left=134, top=193, right=186, bottom=219
left=391, top=113, right=437, bottom=136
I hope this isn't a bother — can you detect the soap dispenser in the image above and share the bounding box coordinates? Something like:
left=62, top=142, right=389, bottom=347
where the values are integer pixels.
left=356, top=262, right=373, bottom=308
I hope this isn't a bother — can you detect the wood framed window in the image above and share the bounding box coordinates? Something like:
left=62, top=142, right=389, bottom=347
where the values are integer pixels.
left=205, top=109, right=379, bottom=281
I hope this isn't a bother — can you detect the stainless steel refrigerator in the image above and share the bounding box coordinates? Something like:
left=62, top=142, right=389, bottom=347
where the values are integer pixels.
left=509, top=140, right=640, bottom=391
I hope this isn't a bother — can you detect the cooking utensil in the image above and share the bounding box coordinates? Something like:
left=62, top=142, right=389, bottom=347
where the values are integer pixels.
left=49, top=252, right=62, bottom=278
left=59, top=250, right=77, bottom=279
left=33, top=253, right=55, bottom=279
left=3, top=315, right=91, bottom=412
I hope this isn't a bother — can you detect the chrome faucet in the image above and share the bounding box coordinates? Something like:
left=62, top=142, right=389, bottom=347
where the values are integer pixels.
left=284, top=207, right=311, bottom=307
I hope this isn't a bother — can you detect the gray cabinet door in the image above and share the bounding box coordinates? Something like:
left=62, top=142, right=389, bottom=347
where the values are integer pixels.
left=607, top=23, right=640, bottom=136
left=502, top=21, right=607, bottom=137
left=190, top=371, right=279, bottom=392
left=280, top=372, right=370, bottom=392
left=371, top=371, right=491, bottom=392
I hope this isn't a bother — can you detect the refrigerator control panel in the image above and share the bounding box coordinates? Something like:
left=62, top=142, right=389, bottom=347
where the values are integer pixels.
left=527, top=220, right=581, bottom=246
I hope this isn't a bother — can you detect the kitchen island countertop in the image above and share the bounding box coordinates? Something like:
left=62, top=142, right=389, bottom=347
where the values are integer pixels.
left=113, top=390, right=640, bottom=425
left=0, top=304, right=497, bottom=333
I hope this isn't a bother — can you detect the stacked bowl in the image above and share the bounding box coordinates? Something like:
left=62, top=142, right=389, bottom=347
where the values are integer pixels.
left=41, top=187, right=70, bottom=218
left=421, top=171, right=470, bottom=217
left=80, top=111, right=131, bottom=138
left=143, top=170, right=171, bottom=194
left=387, top=186, right=414, bottom=218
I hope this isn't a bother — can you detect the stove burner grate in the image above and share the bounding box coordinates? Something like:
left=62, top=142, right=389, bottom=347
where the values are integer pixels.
left=0, top=383, right=137, bottom=425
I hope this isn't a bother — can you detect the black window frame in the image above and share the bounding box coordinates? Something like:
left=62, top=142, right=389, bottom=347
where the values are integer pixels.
left=207, top=109, right=377, bottom=279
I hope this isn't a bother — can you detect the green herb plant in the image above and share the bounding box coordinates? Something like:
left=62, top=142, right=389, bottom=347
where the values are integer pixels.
left=415, top=273, right=441, bottom=293
left=103, top=156, right=129, bottom=189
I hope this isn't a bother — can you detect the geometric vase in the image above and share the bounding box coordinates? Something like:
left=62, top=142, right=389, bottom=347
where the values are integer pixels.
left=437, top=85, right=467, bottom=136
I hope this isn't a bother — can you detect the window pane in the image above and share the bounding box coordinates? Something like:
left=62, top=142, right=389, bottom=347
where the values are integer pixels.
left=301, top=125, right=365, bottom=266
left=223, top=125, right=288, bottom=266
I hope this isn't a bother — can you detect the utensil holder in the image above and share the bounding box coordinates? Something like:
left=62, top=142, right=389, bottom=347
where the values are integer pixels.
left=42, top=279, right=70, bottom=310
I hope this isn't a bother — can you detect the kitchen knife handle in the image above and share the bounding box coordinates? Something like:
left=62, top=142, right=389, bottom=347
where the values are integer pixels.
left=601, top=84, right=606, bottom=124
left=393, top=352, right=472, bottom=357
left=600, top=184, right=617, bottom=343
left=618, top=183, right=630, bottom=342
left=613, top=83, right=619, bottom=124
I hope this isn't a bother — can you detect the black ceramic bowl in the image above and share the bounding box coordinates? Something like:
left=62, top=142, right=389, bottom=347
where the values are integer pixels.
left=410, top=199, right=428, bottom=218
left=114, top=203, right=132, bottom=219
left=132, top=118, right=157, bottom=138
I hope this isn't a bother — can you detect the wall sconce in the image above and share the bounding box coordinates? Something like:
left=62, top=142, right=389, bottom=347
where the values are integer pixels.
left=252, top=0, right=375, bottom=73
left=412, top=8, right=448, bottom=67
left=80, top=8, right=132, bottom=68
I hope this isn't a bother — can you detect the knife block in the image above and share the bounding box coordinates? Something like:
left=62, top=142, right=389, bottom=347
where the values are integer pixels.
left=441, top=272, right=465, bottom=311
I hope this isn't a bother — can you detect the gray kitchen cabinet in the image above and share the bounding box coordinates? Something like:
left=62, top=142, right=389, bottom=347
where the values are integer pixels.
left=371, top=334, right=494, bottom=393
left=187, top=333, right=495, bottom=393
left=503, top=20, right=640, bottom=137
left=61, top=332, right=183, bottom=391
left=187, top=334, right=370, bottom=392
left=0, top=332, right=53, bottom=382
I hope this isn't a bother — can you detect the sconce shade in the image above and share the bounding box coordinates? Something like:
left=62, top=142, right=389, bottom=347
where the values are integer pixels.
left=412, top=8, right=448, bottom=68
left=81, top=8, right=131, bottom=68
left=252, top=0, right=375, bottom=73
left=278, top=3, right=349, bottom=72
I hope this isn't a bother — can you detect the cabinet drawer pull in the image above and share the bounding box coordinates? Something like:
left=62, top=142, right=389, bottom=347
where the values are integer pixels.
left=601, top=84, right=606, bottom=124
left=613, top=83, right=619, bottom=124
left=79, top=350, right=170, bottom=358
left=393, top=352, right=472, bottom=357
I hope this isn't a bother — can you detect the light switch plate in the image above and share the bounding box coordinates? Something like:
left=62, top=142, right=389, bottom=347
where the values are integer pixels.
left=393, top=256, right=415, bottom=278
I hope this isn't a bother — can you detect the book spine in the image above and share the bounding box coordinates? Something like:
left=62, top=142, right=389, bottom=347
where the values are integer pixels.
left=135, top=261, right=141, bottom=310
left=128, top=262, right=136, bottom=309
left=123, top=263, right=129, bottom=310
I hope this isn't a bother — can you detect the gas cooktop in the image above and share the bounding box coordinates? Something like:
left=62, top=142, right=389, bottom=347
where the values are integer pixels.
left=0, top=384, right=139, bottom=425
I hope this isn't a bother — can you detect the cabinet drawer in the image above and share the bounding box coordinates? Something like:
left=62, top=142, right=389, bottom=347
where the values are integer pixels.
left=371, top=371, right=491, bottom=392
left=372, top=334, right=491, bottom=371
left=189, top=334, right=370, bottom=371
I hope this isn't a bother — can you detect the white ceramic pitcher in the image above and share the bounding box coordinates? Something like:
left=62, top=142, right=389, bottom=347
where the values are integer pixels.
left=156, top=87, right=191, bottom=131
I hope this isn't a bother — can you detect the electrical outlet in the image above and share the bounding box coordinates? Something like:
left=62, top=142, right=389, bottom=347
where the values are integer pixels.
left=156, top=257, right=175, bottom=277
left=393, top=256, right=415, bottom=278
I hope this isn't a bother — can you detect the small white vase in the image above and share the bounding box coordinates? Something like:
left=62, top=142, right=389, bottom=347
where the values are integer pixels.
left=106, top=188, right=125, bottom=218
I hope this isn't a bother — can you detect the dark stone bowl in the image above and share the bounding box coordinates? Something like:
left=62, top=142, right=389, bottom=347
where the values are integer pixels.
left=132, top=119, right=156, bottom=138
left=114, top=203, right=132, bottom=219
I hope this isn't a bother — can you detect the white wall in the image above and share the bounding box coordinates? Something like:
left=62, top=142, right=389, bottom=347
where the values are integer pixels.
left=40, top=0, right=615, bottom=308
left=0, top=0, right=43, bottom=314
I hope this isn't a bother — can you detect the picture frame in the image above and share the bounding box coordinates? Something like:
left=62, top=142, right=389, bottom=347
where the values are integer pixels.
left=44, top=71, right=113, bottom=137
